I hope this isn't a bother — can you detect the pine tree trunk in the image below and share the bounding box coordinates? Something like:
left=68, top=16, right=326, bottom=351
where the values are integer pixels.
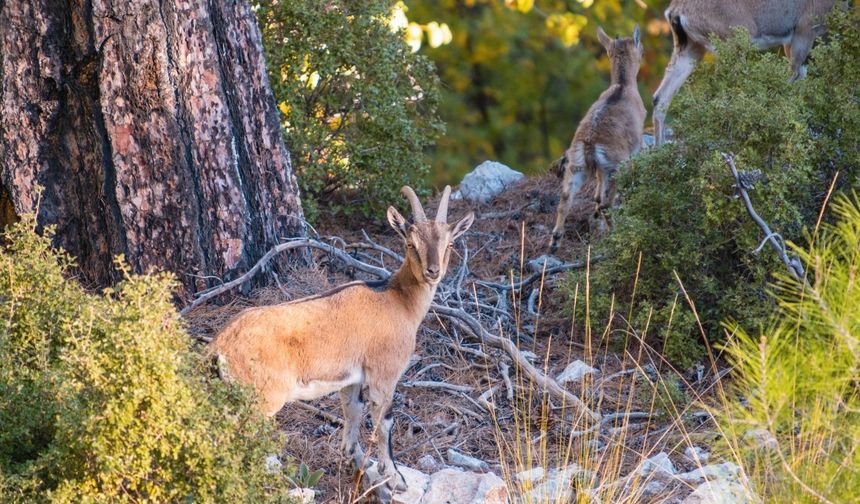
left=0, top=0, right=306, bottom=295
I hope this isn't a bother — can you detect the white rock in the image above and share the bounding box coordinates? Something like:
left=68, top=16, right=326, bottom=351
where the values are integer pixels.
left=522, top=463, right=591, bottom=502
left=458, top=160, right=525, bottom=204
left=421, top=468, right=507, bottom=504
left=264, top=455, right=282, bottom=473
left=526, top=254, right=564, bottom=273
left=366, top=463, right=431, bottom=504
left=417, top=454, right=441, bottom=472
left=287, top=488, right=315, bottom=504
left=684, top=446, right=711, bottom=464
left=638, top=452, right=676, bottom=479
left=676, top=462, right=740, bottom=485
left=447, top=448, right=490, bottom=472
left=638, top=479, right=669, bottom=499
left=682, top=478, right=756, bottom=504
left=515, top=466, right=545, bottom=485
left=520, top=350, right=538, bottom=362
left=556, top=360, right=598, bottom=384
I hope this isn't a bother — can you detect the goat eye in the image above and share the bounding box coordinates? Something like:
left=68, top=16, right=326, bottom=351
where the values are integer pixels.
left=407, top=242, right=414, bottom=249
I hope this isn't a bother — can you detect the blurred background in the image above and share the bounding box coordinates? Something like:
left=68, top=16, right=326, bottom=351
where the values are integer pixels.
left=403, top=0, right=672, bottom=184
left=258, top=0, right=673, bottom=218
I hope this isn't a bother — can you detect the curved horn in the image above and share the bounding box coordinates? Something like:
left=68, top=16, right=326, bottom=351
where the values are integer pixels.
left=435, top=185, right=452, bottom=223
left=401, top=186, right=426, bottom=222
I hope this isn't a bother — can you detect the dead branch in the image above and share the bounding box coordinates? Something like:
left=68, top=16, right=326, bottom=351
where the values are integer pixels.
left=180, top=238, right=389, bottom=315
left=475, top=258, right=598, bottom=292
left=432, top=304, right=600, bottom=422
left=294, top=401, right=344, bottom=425
left=401, top=381, right=474, bottom=393
left=722, top=152, right=805, bottom=281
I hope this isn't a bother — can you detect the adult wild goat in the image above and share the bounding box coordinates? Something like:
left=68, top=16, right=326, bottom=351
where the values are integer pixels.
left=209, top=186, right=474, bottom=501
left=549, top=26, right=645, bottom=252
left=652, top=0, right=838, bottom=145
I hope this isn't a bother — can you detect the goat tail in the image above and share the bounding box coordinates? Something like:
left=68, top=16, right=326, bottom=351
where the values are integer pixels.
left=550, top=153, right=568, bottom=179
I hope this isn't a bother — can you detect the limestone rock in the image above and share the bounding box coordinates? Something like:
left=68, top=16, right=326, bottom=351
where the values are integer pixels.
left=447, top=448, right=490, bottom=472
left=556, top=360, right=598, bottom=384
left=287, top=488, right=315, bottom=504
left=526, top=254, right=564, bottom=273
left=421, top=468, right=507, bottom=504
left=458, top=161, right=525, bottom=204
left=682, top=478, right=756, bottom=504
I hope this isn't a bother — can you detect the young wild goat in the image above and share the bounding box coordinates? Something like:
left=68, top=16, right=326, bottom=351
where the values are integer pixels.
left=209, top=186, right=473, bottom=501
left=652, top=0, right=838, bottom=145
left=549, top=26, right=645, bottom=252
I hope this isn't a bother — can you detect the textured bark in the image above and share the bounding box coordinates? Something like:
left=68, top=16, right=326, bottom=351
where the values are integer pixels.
left=0, top=0, right=305, bottom=294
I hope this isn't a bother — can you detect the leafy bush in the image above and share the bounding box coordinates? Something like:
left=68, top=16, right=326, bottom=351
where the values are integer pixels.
left=571, top=30, right=819, bottom=369
left=258, top=0, right=442, bottom=220
left=0, top=217, right=295, bottom=502
left=718, top=195, right=860, bottom=503
left=803, top=8, right=860, bottom=190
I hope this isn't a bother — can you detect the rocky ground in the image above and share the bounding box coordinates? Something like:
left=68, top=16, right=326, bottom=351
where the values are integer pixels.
left=186, top=160, right=752, bottom=504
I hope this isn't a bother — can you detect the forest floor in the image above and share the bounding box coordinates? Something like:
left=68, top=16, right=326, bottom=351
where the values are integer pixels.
left=185, top=175, right=728, bottom=503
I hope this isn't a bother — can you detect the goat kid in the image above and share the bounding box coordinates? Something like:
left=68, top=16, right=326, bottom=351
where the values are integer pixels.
left=549, top=25, right=645, bottom=252
left=653, top=0, right=838, bottom=145
left=209, top=186, right=473, bottom=501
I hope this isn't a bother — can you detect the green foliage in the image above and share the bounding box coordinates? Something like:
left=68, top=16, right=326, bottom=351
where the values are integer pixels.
left=258, top=0, right=442, bottom=220
left=404, top=0, right=673, bottom=184
left=573, top=31, right=816, bottom=368
left=0, top=217, right=296, bottom=502
left=286, top=463, right=324, bottom=490
left=718, top=195, right=860, bottom=503
left=803, top=8, right=860, bottom=190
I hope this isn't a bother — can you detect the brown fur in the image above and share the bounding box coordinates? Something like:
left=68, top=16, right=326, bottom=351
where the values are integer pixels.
left=209, top=186, right=474, bottom=502
left=653, top=0, right=838, bottom=144
left=549, top=26, right=646, bottom=252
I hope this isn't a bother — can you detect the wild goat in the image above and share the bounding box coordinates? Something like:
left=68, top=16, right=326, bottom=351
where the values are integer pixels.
left=209, top=186, right=473, bottom=500
left=549, top=26, right=645, bottom=252
left=652, top=0, right=838, bottom=145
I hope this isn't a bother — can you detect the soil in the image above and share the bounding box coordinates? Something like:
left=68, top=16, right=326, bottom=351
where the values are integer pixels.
left=184, top=174, right=724, bottom=503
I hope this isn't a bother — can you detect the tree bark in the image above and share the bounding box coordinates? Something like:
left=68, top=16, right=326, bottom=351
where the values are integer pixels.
left=0, top=0, right=306, bottom=295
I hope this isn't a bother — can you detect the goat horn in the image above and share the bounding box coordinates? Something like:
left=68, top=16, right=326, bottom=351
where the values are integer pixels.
left=401, top=186, right=427, bottom=222
left=435, top=185, right=452, bottom=223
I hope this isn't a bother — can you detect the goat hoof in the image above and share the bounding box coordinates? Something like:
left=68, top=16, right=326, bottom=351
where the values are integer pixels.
left=548, top=234, right=560, bottom=253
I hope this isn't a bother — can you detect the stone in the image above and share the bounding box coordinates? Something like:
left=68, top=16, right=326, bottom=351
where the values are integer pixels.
left=264, top=454, right=282, bottom=473
left=421, top=468, right=507, bottom=504
left=366, top=463, right=431, bottom=504
left=556, top=360, right=598, bottom=384
left=417, top=454, right=441, bottom=472
left=522, top=463, right=591, bottom=502
left=447, top=448, right=490, bottom=472
left=515, top=466, right=545, bottom=485
left=457, top=160, right=525, bottom=204
left=684, top=446, right=710, bottom=464
left=526, top=254, right=564, bottom=273
left=682, top=478, right=756, bottom=504
left=287, top=488, right=315, bottom=504
left=676, top=462, right=740, bottom=485
left=638, top=452, right=676, bottom=480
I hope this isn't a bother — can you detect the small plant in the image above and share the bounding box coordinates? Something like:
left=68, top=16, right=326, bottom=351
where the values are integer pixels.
left=286, top=462, right=324, bottom=490
left=718, top=195, right=860, bottom=503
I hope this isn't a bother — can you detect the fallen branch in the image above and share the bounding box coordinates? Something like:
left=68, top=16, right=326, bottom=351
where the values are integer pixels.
left=294, top=401, right=344, bottom=425
left=722, top=152, right=805, bottom=281
left=432, top=304, right=600, bottom=422
left=475, top=258, right=598, bottom=292
left=401, top=381, right=474, bottom=393
left=180, top=238, right=389, bottom=315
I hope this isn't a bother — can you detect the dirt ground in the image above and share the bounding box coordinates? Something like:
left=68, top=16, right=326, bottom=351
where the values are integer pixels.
left=185, top=175, right=723, bottom=503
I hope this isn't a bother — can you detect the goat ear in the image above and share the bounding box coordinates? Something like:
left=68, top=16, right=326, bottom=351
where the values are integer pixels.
left=450, top=212, right=475, bottom=240
left=387, top=206, right=409, bottom=239
left=633, top=24, right=641, bottom=48
left=597, top=26, right=612, bottom=51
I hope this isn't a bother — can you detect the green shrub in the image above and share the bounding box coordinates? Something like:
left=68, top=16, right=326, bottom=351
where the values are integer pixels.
left=718, top=195, right=860, bottom=503
left=0, top=217, right=295, bottom=502
left=258, top=0, right=443, bottom=220
left=570, top=30, right=817, bottom=369
left=803, top=9, right=860, bottom=190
